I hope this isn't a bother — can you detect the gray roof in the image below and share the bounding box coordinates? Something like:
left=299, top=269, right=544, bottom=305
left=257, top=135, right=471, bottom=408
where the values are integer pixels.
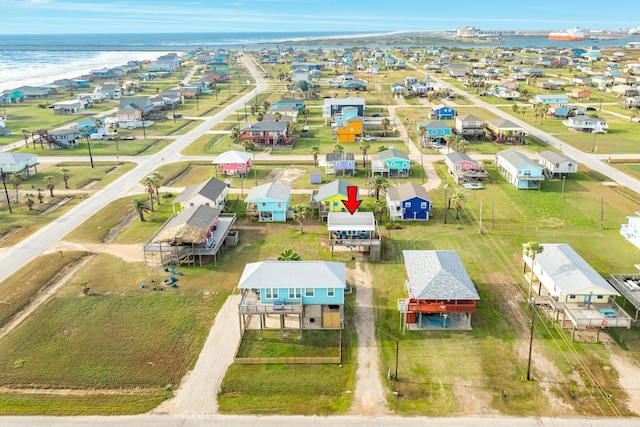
left=486, top=118, right=522, bottom=130
left=118, top=97, right=152, bottom=110
left=445, top=152, right=479, bottom=166
left=457, top=113, right=481, bottom=122
left=417, top=121, right=451, bottom=130
left=387, top=182, right=430, bottom=202
left=497, top=150, right=539, bottom=169
left=323, top=97, right=365, bottom=106
left=532, top=244, right=619, bottom=296
left=245, top=182, right=291, bottom=202
left=49, top=128, right=79, bottom=136
left=238, top=261, right=346, bottom=289
left=172, top=205, right=220, bottom=230
left=378, top=148, right=409, bottom=162
left=325, top=152, right=355, bottom=162
left=403, top=250, right=480, bottom=300
left=538, top=150, right=574, bottom=164
left=327, top=211, right=375, bottom=231
left=240, top=121, right=288, bottom=132
left=313, top=179, right=355, bottom=202
left=173, top=177, right=228, bottom=204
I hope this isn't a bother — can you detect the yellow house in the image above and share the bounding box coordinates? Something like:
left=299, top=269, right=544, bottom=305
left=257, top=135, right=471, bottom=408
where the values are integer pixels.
left=336, top=116, right=363, bottom=143
left=311, top=179, right=359, bottom=219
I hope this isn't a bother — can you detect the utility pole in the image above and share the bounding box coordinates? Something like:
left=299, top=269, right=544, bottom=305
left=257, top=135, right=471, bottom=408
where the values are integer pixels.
left=479, top=200, right=483, bottom=234
left=0, top=168, right=12, bottom=213
left=85, top=136, right=94, bottom=169
left=443, top=184, right=448, bottom=224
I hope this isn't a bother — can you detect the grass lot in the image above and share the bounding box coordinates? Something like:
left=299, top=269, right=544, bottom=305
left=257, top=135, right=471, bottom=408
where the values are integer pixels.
left=236, top=330, right=341, bottom=358
left=610, top=160, right=640, bottom=181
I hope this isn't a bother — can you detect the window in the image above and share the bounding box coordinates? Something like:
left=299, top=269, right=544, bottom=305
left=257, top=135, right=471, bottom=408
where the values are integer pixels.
left=261, top=202, right=266, bottom=207
left=421, top=202, right=427, bottom=209
left=277, top=202, right=282, bottom=208
left=596, top=295, right=604, bottom=300
left=289, top=288, right=301, bottom=299
left=265, top=288, right=278, bottom=299
left=568, top=295, right=576, bottom=299
left=327, top=288, right=335, bottom=297
left=305, top=288, right=314, bottom=297
left=405, top=202, right=411, bottom=207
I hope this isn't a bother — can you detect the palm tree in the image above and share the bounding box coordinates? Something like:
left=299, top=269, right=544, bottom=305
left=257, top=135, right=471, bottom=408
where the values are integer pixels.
left=446, top=134, right=468, bottom=153
left=10, top=173, right=21, bottom=203
left=44, top=175, right=55, bottom=197
left=332, top=143, right=344, bottom=153
left=511, top=104, right=519, bottom=114
left=445, top=134, right=462, bottom=154
left=61, top=168, right=70, bottom=189
left=451, top=191, right=465, bottom=220
left=278, top=249, right=301, bottom=261
left=36, top=188, right=44, bottom=203
left=523, top=242, right=545, bottom=300
left=150, top=171, right=163, bottom=206
left=274, top=112, right=282, bottom=122
left=132, top=197, right=151, bottom=222
left=21, top=129, right=30, bottom=149
left=377, top=145, right=387, bottom=153
left=359, top=139, right=371, bottom=167
left=112, top=133, right=120, bottom=154
left=368, top=175, right=389, bottom=200
left=141, top=176, right=156, bottom=212
left=262, top=100, right=271, bottom=111
left=311, top=146, right=320, bottom=167
left=418, top=125, right=427, bottom=147
left=373, top=198, right=387, bottom=224
left=24, top=193, right=35, bottom=210
left=380, top=117, right=391, bottom=136
left=230, top=127, right=240, bottom=142
left=292, top=204, right=310, bottom=234
left=256, top=112, right=264, bottom=121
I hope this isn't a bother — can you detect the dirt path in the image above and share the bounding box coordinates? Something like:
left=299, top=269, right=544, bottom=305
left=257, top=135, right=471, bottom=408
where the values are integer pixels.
left=153, top=294, right=242, bottom=414
left=44, top=241, right=146, bottom=263
left=608, top=348, right=640, bottom=415
left=349, top=261, right=389, bottom=416
left=0, top=255, right=94, bottom=341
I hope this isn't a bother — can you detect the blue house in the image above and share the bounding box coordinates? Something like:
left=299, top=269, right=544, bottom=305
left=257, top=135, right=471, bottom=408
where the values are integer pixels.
left=323, top=97, right=365, bottom=123
left=373, top=147, right=411, bottom=176
left=533, top=94, right=569, bottom=105
left=386, top=182, right=431, bottom=221
left=430, top=104, right=456, bottom=120
left=244, top=182, right=291, bottom=222
left=237, top=261, right=347, bottom=335
left=324, top=152, right=356, bottom=176
left=417, top=121, right=452, bottom=145
left=495, top=150, right=544, bottom=190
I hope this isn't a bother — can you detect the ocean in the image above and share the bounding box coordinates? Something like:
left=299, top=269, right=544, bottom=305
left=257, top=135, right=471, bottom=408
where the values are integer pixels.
left=1, top=31, right=640, bottom=93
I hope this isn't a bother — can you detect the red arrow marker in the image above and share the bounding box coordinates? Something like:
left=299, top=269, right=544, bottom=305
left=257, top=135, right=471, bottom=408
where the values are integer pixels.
left=341, top=186, right=362, bottom=215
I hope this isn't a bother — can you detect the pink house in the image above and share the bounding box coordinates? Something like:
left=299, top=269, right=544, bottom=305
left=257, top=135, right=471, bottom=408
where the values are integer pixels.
left=444, top=152, right=488, bottom=183
left=212, top=150, right=253, bottom=176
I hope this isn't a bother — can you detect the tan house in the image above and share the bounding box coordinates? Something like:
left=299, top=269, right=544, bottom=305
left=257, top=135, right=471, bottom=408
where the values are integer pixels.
left=571, top=88, right=591, bottom=100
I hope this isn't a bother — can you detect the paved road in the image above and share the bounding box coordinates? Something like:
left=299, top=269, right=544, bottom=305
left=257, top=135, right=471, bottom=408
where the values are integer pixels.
left=0, top=55, right=266, bottom=284
left=0, top=414, right=637, bottom=426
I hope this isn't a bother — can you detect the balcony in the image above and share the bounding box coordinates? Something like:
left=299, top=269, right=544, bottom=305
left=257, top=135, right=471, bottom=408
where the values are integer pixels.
left=238, top=290, right=303, bottom=315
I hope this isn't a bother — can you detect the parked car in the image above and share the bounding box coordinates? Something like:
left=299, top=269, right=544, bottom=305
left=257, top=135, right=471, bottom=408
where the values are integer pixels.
left=362, top=135, right=376, bottom=142
left=586, top=106, right=597, bottom=111
left=372, top=113, right=380, bottom=117
left=430, top=143, right=442, bottom=149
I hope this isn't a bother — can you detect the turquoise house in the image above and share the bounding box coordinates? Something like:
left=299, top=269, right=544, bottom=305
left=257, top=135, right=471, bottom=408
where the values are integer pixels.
left=377, top=147, right=411, bottom=176
left=244, top=182, right=291, bottom=222
left=237, top=260, right=347, bottom=335
left=417, top=121, right=452, bottom=144
left=272, top=98, right=305, bottom=114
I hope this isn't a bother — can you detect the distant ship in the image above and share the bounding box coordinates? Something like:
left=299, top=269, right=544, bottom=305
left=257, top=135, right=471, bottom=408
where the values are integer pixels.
left=548, top=27, right=585, bottom=41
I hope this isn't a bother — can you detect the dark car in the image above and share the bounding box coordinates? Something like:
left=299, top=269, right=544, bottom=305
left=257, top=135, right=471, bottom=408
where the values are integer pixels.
left=372, top=113, right=380, bottom=117
left=586, top=106, right=597, bottom=111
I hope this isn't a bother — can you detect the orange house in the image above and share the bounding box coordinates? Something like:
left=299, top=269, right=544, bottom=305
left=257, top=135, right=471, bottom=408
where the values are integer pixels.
left=571, top=88, right=591, bottom=100
left=336, top=116, right=363, bottom=143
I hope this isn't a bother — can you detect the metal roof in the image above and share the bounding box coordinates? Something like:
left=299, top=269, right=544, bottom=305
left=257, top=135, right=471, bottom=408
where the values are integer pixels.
left=387, top=182, right=430, bottom=202
left=212, top=150, right=252, bottom=165
left=327, top=211, right=375, bottom=231
left=497, top=150, right=540, bottom=169
left=173, top=177, right=228, bottom=204
left=245, top=182, right=291, bottom=202
left=538, top=150, right=574, bottom=164
left=313, top=179, right=355, bottom=202
left=403, top=250, right=480, bottom=300
left=445, top=152, right=479, bottom=165
left=378, top=148, right=409, bottom=162
left=238, top=261, right=346, bottom=289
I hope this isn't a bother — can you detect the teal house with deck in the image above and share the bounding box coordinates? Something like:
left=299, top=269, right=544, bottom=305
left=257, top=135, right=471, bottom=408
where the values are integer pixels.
left=244, top=182, right=291, bottom=222
left=237, top=261, right=348, bottom=336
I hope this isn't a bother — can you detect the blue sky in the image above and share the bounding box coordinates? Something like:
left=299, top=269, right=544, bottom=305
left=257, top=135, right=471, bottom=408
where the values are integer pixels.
left=3, top=0, right=639, bottom=35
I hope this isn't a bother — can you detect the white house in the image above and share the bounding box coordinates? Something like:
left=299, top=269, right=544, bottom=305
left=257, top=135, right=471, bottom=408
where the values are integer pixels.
left=172, top=177, right=229, bottom=212
left=621, top=213, right=640, bottom=251
left=538, top=151, right=578, bottom=178
left=496, top=150, right=544, bottom=190
left=563, top=116, right=608, bottom=133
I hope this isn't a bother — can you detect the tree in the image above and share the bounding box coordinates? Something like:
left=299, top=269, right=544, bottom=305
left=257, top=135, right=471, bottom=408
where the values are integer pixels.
left=241, top=140, right=255, bottom=152
left=230, top=126, right=240, bottom=142
left=256, top=112, right=264, bottom=121
left=80, top=281, right=90, bottom=295
left=150, top=171, right=163, bottom=206
left=24, top=193, right=35, bottom=210
left=141, top=176, right=156, bottom=212
left=278, top=249, right=301, bottom=261
left=132, top=197, right=151, bottom=221
left=377, top=145, right=388, bottom=153
left=274, top=112, right=282, bottom=122
left=523, top=242, right=545, bottom=300
left=418, top=125, right=427, bottom=147
left=368, top=175, right=389, bottom=200
left=36, top=188, right=44, bottom=203
left=21, top=129, right=30, bottom=149
left=44, top=175, right=55, bottom=197
left=250, top=104, right=259, bottom=115
left=446, top=134, right=468, bottom=153
left=292, top=204, right=310, bottom=234
left=373, top=198, right=387, bottom=224
left=359, top=139, right=371, bottom=167
left=262, top=100, right=271, bottom=111
left=311, top=146, right=320, bottom=167
left=61, top=168, right=70, bottom=189
left=451, top=191, right=465, bottom=220
left=511, top=104, right=519, bottom=114
left=380, top=117, right=391, bottom=136
left=10, top=173, right=22, bottom=203
left=332, top=143, right=344, bottom=153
